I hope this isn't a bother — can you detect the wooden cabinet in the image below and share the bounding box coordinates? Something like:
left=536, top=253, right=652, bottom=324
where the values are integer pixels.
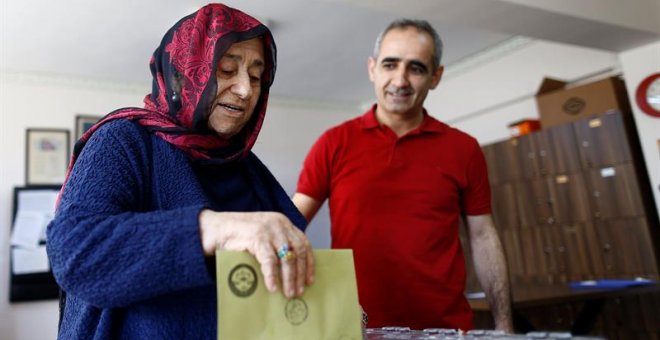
left=573, top=113, right=633, bottom=168
left=584, top=164, right=646, bottom=219
left=491, top=183, right=519, bottom=229
left=469, top=110, right=659, bottom=289
left=536, top=124, right=582, bottom=175
left=467, top=110, right=660, bottom=338
left=547, top=173, right=591, bottom=224
left=593, top=218, right=658, bottom=277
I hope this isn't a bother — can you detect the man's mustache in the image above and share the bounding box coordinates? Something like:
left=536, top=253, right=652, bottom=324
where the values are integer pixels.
left=385, top=86, right=413, bottom=95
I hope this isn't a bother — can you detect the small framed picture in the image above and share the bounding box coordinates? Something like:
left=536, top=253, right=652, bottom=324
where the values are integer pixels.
left=75, top=115, right=103, bottom=141
left=25, top=129, right=70, bottom=186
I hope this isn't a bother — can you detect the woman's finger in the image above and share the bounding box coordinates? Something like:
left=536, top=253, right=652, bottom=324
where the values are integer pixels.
left=285, top=231, right=308, bottom=296
left=289, top=227, right=315, bottom=287
left=305, top=241, right=315, bottom=285
left=277, top=243, right=297, bottom=298
left=253, top=240, right=280, bottom=293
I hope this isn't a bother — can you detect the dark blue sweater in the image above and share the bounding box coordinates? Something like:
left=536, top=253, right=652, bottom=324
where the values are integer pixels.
left=47, top=119, right=305, bottom=339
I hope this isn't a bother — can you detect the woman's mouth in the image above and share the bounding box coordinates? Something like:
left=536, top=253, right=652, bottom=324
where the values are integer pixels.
left=218, top=103, right=244, bottom=112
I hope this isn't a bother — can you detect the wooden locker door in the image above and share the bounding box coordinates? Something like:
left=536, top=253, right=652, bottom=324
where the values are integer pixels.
left=492, top=138, right=524, bottom=182
left=573, top=112, right=633, bottom=168
left=536, top=123, right=582, bottom=175
left=585, top=163, right=645, bottom=220
left=538, top=226, right=561, bottom=283
left=560, top=223, right=594, bottom=281
left=515, top=179, right=553, bottom=228
left=593, top=220, right=617, bottom=277
left=618, top=218, right=658, bottom=278
left=547, top=173, right=591, bottom=224
left=547, top=225, right=569, bottom=283
left=491, top=182, right=519, bottom=230
left=519, top=226, right=543, bottom=283
left=481, top=143, right=501, bottom=185
left=582, top=221, right=606, bottom=278
left=515, top=133, right=541, bottom=180
left=595, top=218, right=659, bottom=278
left=501, top=228, right=525, bottom=284
left=515, top=181, right=538, bottom=228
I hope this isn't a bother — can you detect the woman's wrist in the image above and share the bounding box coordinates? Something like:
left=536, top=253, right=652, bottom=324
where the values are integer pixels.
left=198, top=209, right=231, bottom=256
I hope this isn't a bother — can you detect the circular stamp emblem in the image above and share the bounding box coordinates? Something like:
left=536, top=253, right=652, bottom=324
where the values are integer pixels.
left=284, top=298, right=308, bottom=325
left=227, top=264, right=258, bottom=298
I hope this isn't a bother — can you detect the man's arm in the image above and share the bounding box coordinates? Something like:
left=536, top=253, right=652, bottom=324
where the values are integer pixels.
left=466, top=214, right=513, bottom=333
left=292, top=193, right=323, bottom=222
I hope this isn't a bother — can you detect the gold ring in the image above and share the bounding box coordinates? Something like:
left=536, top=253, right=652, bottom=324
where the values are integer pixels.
left=283, top=250, right=296, bottom=261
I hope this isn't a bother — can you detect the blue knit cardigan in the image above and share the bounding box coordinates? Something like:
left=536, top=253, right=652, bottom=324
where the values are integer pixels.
left=47, top=119, right=306, bottom=339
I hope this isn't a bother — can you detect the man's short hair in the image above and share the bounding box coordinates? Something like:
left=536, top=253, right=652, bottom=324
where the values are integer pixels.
left=373, top=19, right=444, bottom=70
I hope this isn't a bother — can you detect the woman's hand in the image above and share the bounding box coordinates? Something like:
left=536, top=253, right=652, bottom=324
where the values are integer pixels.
left=198, top=209, right=314, bottom=299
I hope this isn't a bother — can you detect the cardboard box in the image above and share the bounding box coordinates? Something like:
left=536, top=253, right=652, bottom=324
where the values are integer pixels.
left=507, top=119, right=541, bottom=137
left=535, top=76, right=631, bottom=128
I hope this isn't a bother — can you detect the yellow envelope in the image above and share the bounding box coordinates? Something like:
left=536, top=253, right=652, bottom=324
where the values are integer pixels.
left=216, top=249, right=362, bottom=340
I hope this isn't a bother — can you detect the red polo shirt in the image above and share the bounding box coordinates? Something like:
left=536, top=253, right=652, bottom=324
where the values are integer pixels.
left=297, top=106, right=491, bottom=330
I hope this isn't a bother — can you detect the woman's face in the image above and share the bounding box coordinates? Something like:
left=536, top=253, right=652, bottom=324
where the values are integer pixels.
left=208, top=38, right=265, bottom=139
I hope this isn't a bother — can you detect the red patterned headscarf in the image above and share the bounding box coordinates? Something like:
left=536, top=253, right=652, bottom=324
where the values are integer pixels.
left=65, top=3, right=276, bottom=182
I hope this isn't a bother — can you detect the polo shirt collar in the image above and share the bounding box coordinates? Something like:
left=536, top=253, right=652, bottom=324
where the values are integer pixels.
left=360, top=104, right=447, bottom=134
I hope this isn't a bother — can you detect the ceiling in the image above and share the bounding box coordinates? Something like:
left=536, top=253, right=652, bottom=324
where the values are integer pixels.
left=2, top=0, right=659, bottom=106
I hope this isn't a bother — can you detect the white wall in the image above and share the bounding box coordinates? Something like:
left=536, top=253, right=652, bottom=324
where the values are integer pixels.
left=253, top=98, right=357, bottom=249
left=424, top=38, right=660, bottom=219
left=619, top=41, right=660, bottom=220
left=0, top=72, right=357, bottom=339
left=0, top=74, right=147, bottom=339
left=425, top=39, right=621, bottom=144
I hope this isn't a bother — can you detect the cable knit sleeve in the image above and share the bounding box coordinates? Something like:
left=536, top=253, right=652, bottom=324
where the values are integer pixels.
left=47, top=120, right=212, bottom=308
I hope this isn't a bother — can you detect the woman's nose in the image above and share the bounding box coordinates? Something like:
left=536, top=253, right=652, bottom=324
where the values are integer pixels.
left=231, top=71, right=252, bottom=99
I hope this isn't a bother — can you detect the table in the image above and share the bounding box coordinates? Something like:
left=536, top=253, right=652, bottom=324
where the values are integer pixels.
left=468, top=282, right=660, bottom=335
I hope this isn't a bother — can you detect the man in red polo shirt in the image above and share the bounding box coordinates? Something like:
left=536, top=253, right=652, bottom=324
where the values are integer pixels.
left=293, top=19, right=513, bottom=332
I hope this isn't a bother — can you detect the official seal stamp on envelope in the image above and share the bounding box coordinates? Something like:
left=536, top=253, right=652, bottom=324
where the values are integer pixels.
left=285, top=298, right=308, bottom=325
left=228, top=264, right=258, bottom=298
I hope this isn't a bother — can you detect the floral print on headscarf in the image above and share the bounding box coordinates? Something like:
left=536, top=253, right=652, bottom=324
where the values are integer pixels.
left=70, top=3, right=276, bottom=167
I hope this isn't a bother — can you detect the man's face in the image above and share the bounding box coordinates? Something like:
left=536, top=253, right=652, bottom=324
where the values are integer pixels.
left=208, top=38, right=265, bottom=139
left=368, top=27, right=443, bottom=119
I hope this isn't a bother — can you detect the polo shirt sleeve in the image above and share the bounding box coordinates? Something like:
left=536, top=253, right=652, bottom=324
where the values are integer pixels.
left=462, top=142, right=492, bottom=215
left=296, top=130, right=333, bottom=202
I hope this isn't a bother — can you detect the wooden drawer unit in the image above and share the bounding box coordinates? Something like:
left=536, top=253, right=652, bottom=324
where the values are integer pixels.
left=573, top=112, right=633, bottom=168
left=534, top=124, right=582, bottom=176
left=515, top=179, right=553, bottom=228
left=483, top=138, right=524, bottom=184
left=491, top=182, right=520, bottom=230
left=479, top=109, right=658, bottom=289
left=593, top=218, right=659, bottom=278
left=547, top=173, right=591, bottom=224
left=585, top=163, right=646, bottom=219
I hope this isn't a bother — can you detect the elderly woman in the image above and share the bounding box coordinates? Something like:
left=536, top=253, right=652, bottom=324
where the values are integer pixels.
left=47, top=4, right=314, bottom=339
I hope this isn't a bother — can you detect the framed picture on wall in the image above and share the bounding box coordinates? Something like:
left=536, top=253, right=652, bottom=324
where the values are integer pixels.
left=25, top=129, right=70, bottom=186
left=75, top=115, right=103, bottom=141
